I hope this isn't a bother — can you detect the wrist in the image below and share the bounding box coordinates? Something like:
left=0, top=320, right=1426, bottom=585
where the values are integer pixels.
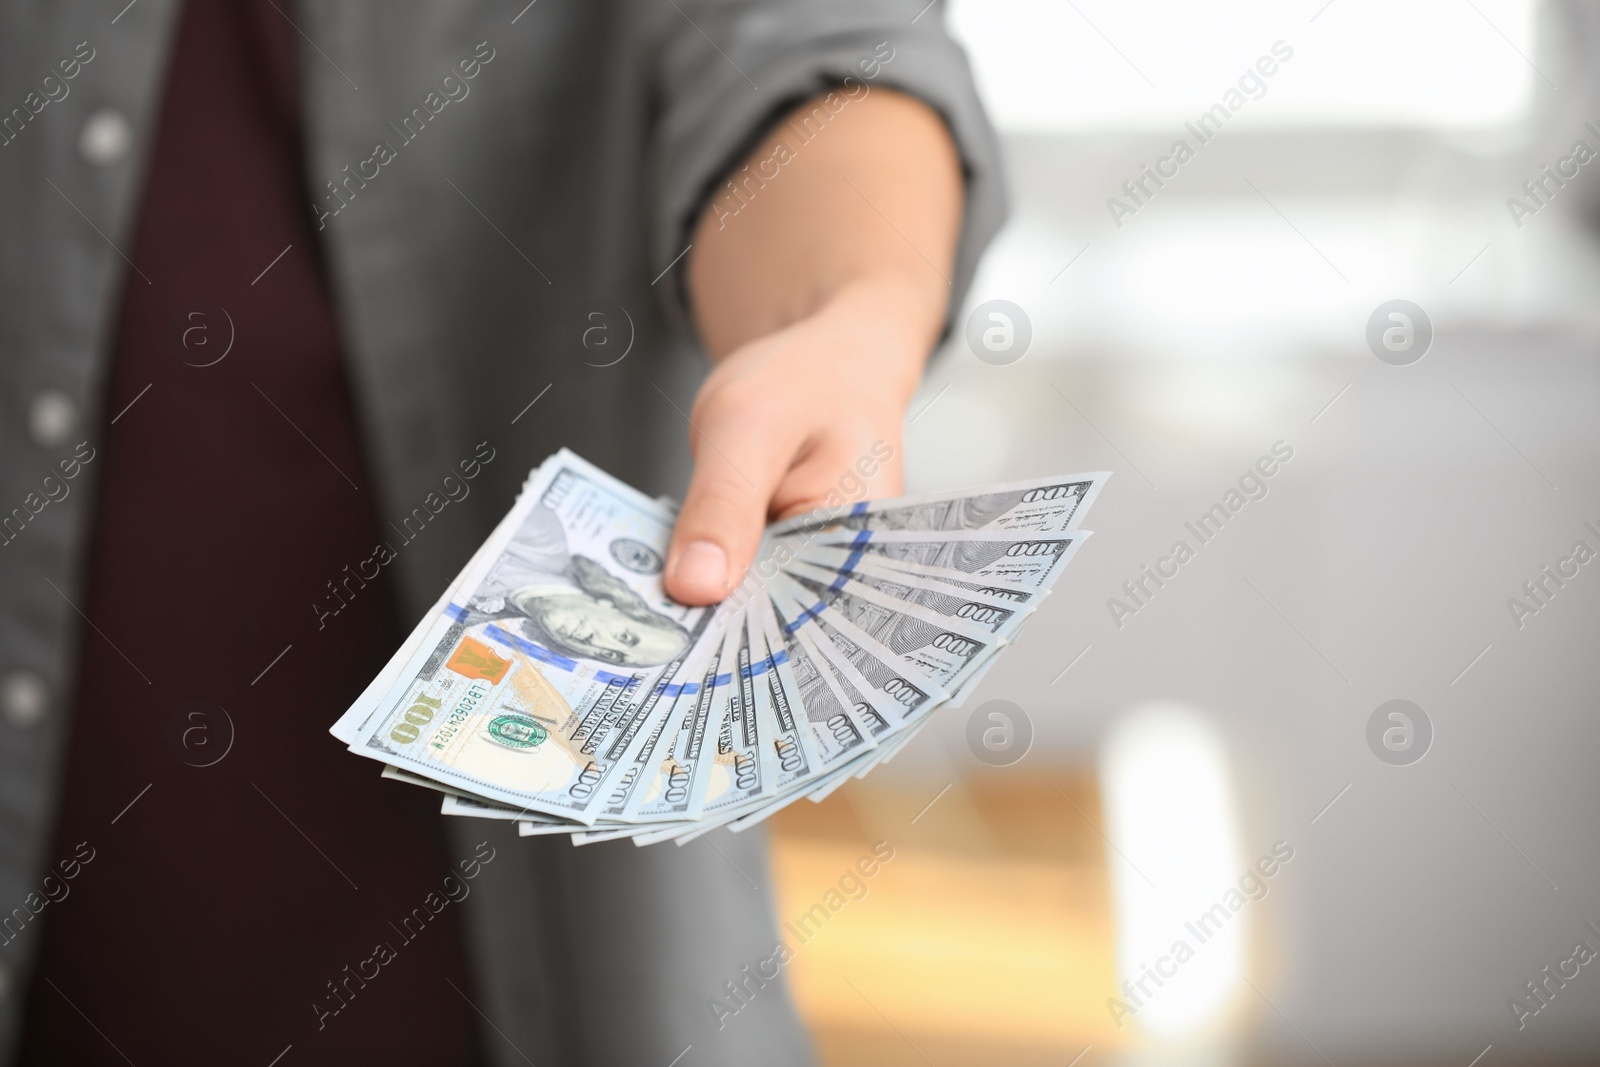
left=809, top=268, right=948, bottom=401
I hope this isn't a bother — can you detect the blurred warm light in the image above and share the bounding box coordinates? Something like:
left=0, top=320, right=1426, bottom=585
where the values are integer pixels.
left=775, top=839, right=1105, bottom=1041
left=949, top=0, right=1538, bottom=134
left=1100, top=703, right=1245, bottom=1040
left=768, top=774, right=1121, bottom=1066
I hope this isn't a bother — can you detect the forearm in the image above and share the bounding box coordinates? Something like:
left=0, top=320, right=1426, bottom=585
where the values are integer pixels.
left=686, top=88, right=964, bottom=384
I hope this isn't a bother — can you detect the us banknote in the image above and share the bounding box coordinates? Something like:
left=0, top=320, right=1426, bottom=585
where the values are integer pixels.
left=334, top=451, right=1107, bottom=843
left=770, top=471, right=1107, bottom=540
left=346, top=452, right=712, bottom=823
left=796, top=528, right=1091, bottom=592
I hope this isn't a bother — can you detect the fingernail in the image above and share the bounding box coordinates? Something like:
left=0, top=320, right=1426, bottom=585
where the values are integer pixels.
left=674, top=540, right=727, bottom=595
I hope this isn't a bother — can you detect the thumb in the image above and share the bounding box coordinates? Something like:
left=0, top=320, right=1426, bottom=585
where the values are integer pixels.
left=666, top=428, right=790, bottom=605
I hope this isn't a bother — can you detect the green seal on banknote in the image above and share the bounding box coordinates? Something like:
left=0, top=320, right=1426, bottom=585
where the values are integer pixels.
left=485, top=714, right=548, bottom=750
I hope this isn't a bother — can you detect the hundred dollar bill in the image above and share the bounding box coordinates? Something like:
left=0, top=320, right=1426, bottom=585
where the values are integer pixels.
left=754, top=592, right=877, bottom=766
left=441, top=792, right=549, bottom=822
left=790, top=543, right=1047, bottom=605
left=631, top=615, right=847, bottom=847
left=770, top=471, right=1108, bottom=540
left=347, top=451, right=713, bottom=823
left=382, top=764, right=485, bottom=799
left=354, top=617, right=663, bottom=826
left=805, top=682, right=939, bottom=805
left=774, top=571, right=995, bottom=697
left=768, top=581, right=944, bottom=735
left=717, top=641, right=937, bottom=835
left=941, top=647, right=1007, bottom=708
left=606, top=623, right=751, bottom=845
left=399, top=766, right=612, bottom=835
left=435, top=781, right=637, bottom=834
left=800, top=528, right=1092, bottom=591
left=783, top=560, right=1016, bottom=649
left=628, top=601, right=884, bottom=847
left=333, top=463, right=576, bottom=745
left=584, top=630, right=725, bottom=824
left=792, top=624, right=891, bottom=745
left=333, top=582, right=463, bottom=745
left=695, top=611, right=777, bottom=819
left=342, top=452, right=1108, bottom=844
left=786, top=679, right=947, bottom=789
left=622, top=627, right=730, bottom=823
left=729, top=623, right=888, bottom=824
left=569, top=614, right=755, bottom=844
left=787, top=543, right=1049, bottom=614
left=747, top=599, right=823, bottom=797
left=436, top=784, right=644, bottom=834
left=783, top=558, right=1031, bottom=637
left=622, top=614, right=760, bottom=845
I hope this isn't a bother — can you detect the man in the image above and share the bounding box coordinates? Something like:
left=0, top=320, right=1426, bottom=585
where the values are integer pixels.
left=0, top=1, right=1003, bottom=1064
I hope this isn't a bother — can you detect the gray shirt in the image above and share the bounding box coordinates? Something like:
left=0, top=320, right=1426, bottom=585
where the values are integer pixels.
left=0, top=2, right=1004, bottom=1063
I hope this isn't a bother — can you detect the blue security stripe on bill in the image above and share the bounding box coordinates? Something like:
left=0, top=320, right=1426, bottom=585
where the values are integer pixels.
left=788, top=531, right=874, bottom=606
left=479, top=618, right=638, bottom=687
left=737, top=649, right=790, bottom=677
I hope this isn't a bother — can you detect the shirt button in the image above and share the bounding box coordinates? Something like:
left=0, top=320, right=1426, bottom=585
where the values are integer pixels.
left=28, top=390, right=78, bottom=448
left=79, top=108, right=132, bottom=166
left=1, top=671, right=49, bottom=729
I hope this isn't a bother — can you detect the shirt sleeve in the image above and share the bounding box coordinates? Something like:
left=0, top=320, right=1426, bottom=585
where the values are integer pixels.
left=645, top=0, right=1008, bottom=334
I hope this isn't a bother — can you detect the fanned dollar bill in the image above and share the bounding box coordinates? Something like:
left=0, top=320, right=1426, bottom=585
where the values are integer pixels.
left=346, top=452, right=712, bottom=823
left=783, top=558, right=1032, bottom=637
left=768, top=581, right=945, bottom=735
left=772, top=572, right=997, bottom=694
left=332, top=452, right=1107, bottom=843
left=795, top=528, right=1092, bottom=591
left=789, top=544, right=1048, bottom=608
left=770, top=471, right=1107, bottom=539
left=623, top=642, right=726, bottom=823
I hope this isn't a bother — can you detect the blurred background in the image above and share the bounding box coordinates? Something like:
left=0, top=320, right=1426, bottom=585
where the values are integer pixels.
left=764, top=1, right=1600, bottom=1064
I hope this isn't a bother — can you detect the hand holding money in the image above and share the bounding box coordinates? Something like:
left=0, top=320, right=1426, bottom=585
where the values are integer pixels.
left=671, top=89, right=966, bottom=605
left=664, top=271, right=941, bottom=604
left=332, top=451, right=1106, bottom=844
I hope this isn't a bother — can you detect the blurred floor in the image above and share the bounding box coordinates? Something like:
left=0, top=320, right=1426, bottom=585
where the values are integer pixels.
left=767, top=772, right=1120, bottom=1066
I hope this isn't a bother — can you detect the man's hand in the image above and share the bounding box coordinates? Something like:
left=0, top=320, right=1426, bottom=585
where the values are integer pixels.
left=665, top=88, right=964, bottom=604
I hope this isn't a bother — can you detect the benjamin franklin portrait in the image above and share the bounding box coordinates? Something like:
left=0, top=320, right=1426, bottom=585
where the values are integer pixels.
left=467, top=503, right=689, bottom=669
